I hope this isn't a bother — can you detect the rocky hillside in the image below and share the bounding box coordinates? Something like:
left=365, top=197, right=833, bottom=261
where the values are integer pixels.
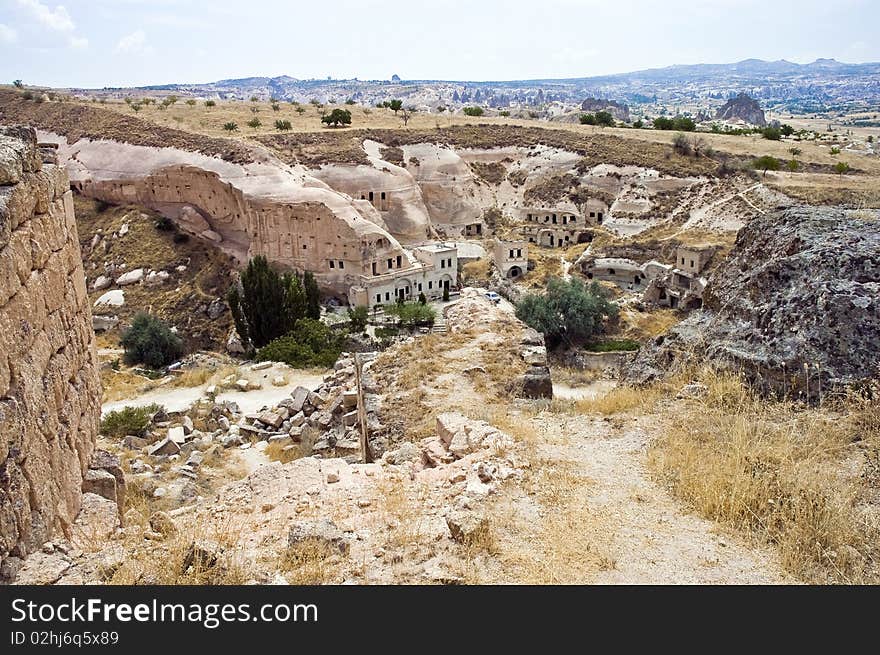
left=625, top=205, right=880, bottom=398
left=715, top=93, right=766, bottom=126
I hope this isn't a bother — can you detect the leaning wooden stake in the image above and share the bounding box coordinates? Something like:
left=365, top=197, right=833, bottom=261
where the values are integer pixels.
left=354, top=353, right=373, bottom=463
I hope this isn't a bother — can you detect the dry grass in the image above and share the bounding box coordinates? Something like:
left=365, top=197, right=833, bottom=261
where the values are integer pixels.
left=461, top=258, right=492, bottom=284
left=574, top=383, right=666, bottom=416
left=100, top=367, right=158, bottom=402
left=649, top=370, right=880, bottom=583
left=493, top=460, right=614, bottom=582
left=618, top=308, right=683, bottom=340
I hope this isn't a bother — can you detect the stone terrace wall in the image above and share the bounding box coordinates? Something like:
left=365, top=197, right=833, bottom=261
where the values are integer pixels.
left=0, top=126, right=101, bottom=569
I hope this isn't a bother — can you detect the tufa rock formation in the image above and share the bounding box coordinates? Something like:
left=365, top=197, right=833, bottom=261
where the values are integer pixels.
left=715, top=93, right=766, bottom=126
left=625, top=206, right=880, bottom=398
left=580, top=98, right=631, bottom=123
left=0, top=126, right=102, bottom=571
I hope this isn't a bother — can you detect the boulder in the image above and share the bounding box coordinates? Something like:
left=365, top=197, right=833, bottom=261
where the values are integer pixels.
left=148, top=437, right=180, bottom=457
left=92, top=274, right=111, bottom=291
left=288, top=519, right=349, bottom=555
left=445, top=511, right=489, bottom=545
left=290, top=386, right=311, bottom=412
left=259, top=411, right=283, bottom=429
left=92, top=315, right=119, bottom=331
left=94, top=289, right=125, bottom=307
left=115, top=268, right=145, bottom=286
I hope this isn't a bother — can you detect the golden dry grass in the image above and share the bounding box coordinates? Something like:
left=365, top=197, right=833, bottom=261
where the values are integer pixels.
left=491, top=460, right=615, bottom=583
left=648, top=370, right=880, bottom=583
left=618, top=307, right=683, bottom=341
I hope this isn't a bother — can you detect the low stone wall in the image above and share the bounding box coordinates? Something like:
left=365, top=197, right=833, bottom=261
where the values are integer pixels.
left=0, top=126, right=101, bottom=570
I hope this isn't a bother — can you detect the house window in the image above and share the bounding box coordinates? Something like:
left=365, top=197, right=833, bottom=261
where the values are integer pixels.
left=527, top=213, right=532, bottom=220
left=381, top=192, right=386, bottom=200
left=448, top=258, right=453, bottom=267
left=441, top=259, right=446, bottom=269
left=385, top=292, right=390, bottom=301
left=387, top=258, right=393, bottom=269
left=681, top=257, right=685, bottom=265
left=302, top=244, right=307, bottom=249
left=418, top=283, right=422, bottom=292
left=517, top=249, right=522, bottom=257
left=429, top=281, right=433, bottom=289
left=590, top=211, right=595, bottom=218
left=376, top=294, right=381, bottom=303
left=571, top=216, right=576, bottom=223
left=329, top=260, right=335, bottom=269
left=509, top=250, right=514, bottom=258
left=369, top=191, right=374, bottom=201
left=372, top=262, right=377, bottom=275
left=690, top=260, right=695, bottom=268
left=339, top=261, right=345, bottom=269
left=396, top=255, right=402, bottom=268
left=607, top=268, right=616, bottom=275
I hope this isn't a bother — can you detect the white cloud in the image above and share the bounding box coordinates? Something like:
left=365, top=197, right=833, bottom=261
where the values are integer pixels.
left=0, top=23, right=18, bottom=44
left=15, top=0, right=88, bottom=49
left=15, top=0, right=75, bottom=32
left=115, top=30, right=153, bottom=55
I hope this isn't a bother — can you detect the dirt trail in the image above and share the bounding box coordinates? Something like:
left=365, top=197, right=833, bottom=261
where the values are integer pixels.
left=496, top=411, right=793, bottom=584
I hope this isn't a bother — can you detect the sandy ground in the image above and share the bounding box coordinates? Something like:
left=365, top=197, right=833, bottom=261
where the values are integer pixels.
left=101, top=364, right=325, bottom=416
left=495, top=411, right=793, bottom=584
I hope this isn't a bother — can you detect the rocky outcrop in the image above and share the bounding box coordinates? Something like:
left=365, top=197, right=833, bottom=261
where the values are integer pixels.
left=0, top=126, right=101, bottom=570
left=37, top=132, right=412, bottom=299
left=580, top=98, right=631, bottom=123
left=715, top=93, right=766, bottom=126
left=625, top=206, right=880, bottom=398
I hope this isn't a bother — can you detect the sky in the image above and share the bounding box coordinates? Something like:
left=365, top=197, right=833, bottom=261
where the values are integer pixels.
left=1, top=0, right=878, bottom=88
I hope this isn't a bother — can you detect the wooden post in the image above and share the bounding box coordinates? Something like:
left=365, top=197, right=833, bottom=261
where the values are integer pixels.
left=353, top=353, right=372, bottom=463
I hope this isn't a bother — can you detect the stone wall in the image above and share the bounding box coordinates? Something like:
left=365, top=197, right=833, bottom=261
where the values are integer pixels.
left=0, top=126, right=101, bottom=569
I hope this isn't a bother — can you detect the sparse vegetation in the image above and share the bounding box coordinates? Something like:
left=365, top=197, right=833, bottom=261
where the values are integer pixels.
left=463, top=106, right=484, bottom=117
left=100, top=403, right=163, bottom=438
left=255, top=318, right=343, bottom=368
left=274, top=119, right=292, bottom=131
left=321, top=108, right=352, bottom=127
left=222, top=121, right=238, bottom=132
left=120, top=313, right=184, bottom=369
left=516, top=278, right=618, bottom=349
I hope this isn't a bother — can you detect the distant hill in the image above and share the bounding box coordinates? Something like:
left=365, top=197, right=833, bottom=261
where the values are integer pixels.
left=77, top=58, right=880, bottom=114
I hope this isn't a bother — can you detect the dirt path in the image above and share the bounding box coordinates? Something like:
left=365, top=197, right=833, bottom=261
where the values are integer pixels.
left=494, top=411, right=793, bottom=584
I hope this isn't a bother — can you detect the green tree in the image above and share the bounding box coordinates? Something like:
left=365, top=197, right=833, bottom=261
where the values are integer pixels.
left=579, top=113, right=597, bottom=125
left=131, top=103, right=142, bottom=113
left=388, top=99, right=403, bottom=113
left=185, top=99, right=196, bottom=107
left=835, top=161, right=851, bottom=176
left=321, top=108, right=352, bottom=127
left=247, top=117, right=262, bottom=130
left=515, top=278, right=618, bottom=349
left=275, top=119, right=292, bottom=131
left=227, top=256, right=292, bottom=348
left=205, top=100, right=216, bottom=108
left=753, top=155, right=780, bottom=176
left=594, top=111, right=615, bottom=127
left=255, top=319, right=343, bottom=368
left=762, top=126, right=782, bottom=140
left=13, top=79, right=23, bottom=88
left=222, top=122, right=238, bottom=132
left=303, top=271, right=321, bottom=319
left=250, top=95, right=259, bottom=102
left=120, top=313, right=184, bottom=368
left=345, top=98, right=356, bottom=105
left=463, top=106, right=484, bottom=117
left=633, top=119, right=644, bottom=129
left=787, top=159, right=799, bottom=172
left=442, top=285, right=450, bottom=301
left=348, top=306, right=369, bottom=332
left=672, top=116, right=696, bottom=131
left=653, top=116, right=674, bottom=130
left=418, top=292, right=427, bottom=305
left=780, top=124, right=794, bottom=137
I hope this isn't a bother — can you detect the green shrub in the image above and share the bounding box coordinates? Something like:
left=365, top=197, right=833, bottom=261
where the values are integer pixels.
left=321, top=108, right=352, bottom=127
left=375, top=326, right=399, bottom=340
left=463, top=106, right=484, bottom=117
left=101, top=403, right=163, bottom=438
left=120, top=313, right=183, bottom=368
left=255, top=319, right=343, bottom=368
left=384, top=301, right=436, bottom=327
left=348, top=305, right=368, bottom=333
left=516, top=278, right=618, bottom=349
left=587, top=339, right=640, bottom=352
